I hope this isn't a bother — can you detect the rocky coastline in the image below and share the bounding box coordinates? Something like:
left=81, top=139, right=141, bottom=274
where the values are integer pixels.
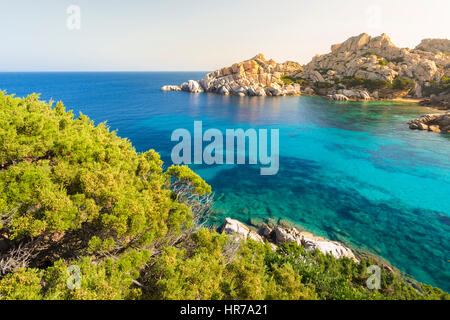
left=219, top=217, right=359, bottom=262
left=162, top=33, right=449, bottom=108
left=162, top=34, right=449, bottom=134
left=408, top=112, right=450, bottom=133
left=161, top=53, right=303, bottom=97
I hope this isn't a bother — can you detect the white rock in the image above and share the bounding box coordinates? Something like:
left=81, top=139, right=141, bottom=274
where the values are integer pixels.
left=187, top=80, right=204, bottom=93
left=219, top=86, right=230, bottom=95
left=161, top=85, right=181, bottom=91
left=332, top=94, right=349, bottom=101
left=220, top=218, right=264, bottom=243
left=359, top=90, right=371, bottom=100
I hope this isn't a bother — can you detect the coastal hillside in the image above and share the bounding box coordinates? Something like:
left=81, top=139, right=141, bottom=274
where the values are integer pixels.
left=0, top=92, right=448, bottom=300
left=162, top=33, right=449, bottom=109
left=297, top=33, right=449, bottom=103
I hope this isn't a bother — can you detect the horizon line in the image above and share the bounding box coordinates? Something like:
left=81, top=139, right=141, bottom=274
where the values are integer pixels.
left=0, top=70, right=212, bottom=73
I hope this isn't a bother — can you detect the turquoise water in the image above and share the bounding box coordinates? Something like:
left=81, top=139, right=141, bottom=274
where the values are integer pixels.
left=0, top=72, right=449, bottom=291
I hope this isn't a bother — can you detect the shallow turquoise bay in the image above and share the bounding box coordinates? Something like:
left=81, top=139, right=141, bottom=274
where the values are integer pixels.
left=0, top=72, right=449, bottom=291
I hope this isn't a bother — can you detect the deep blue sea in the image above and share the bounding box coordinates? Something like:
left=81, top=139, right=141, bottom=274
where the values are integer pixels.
left=0, top=72, right=449, bottom=291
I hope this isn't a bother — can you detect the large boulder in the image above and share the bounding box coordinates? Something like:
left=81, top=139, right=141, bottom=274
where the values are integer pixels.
left=220, top=218, right=264, bottom=243
left=273, top=226, right=358, bottom=262
left=187, top=80, right=203, bottom=93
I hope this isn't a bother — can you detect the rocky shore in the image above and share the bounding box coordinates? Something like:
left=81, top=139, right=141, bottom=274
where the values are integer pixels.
left=162, top=33, right=449, bottom=110
left=219, top=217, right=359, bottom=262
left=408, top=112, right=450, bottom=133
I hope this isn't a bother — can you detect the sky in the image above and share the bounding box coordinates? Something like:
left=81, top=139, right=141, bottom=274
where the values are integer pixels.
left=0, top=0, right=449, bottom=71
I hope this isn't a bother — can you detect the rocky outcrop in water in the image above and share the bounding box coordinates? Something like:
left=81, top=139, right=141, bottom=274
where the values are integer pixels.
left=408, top=113, right=450, bottom=133
left=162, top=54, right=302, bottom=96
left=220, top=218, right=358, bottom=262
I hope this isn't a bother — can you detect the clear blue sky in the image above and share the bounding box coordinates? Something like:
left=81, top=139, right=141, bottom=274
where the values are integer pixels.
left=1, top=0, right=449, bottom=71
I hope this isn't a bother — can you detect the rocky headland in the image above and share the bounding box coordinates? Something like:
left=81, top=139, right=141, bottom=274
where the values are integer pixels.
left=162, top=53, right=303, bottom=97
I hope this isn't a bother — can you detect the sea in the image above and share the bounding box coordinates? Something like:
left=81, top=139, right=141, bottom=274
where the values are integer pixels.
left=0, top=72, right=449, bottom=291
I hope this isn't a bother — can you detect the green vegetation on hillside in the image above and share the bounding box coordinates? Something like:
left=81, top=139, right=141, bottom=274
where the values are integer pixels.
left=281, top=75, right=310, bottom=85
left=423, top=77, right=450, bottom=96
left=336, top=76, right=415, bottom=91
left=0, top=92, right=447, bottom=300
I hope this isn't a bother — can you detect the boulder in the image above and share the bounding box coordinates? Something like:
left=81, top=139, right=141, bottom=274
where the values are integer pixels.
left=273, top=226, right=358, bottom=261
left=219, top=86, right=230, bottom=95
left=220, top=218, right=264, bottom=243
left=330, top=94, right=349, bottom=101
left=274, top=227, right=296, bottom=243
left=359, top=90, right=371, bottom=100
left=160, top=85, right=181, bottom=91
left=187, top=80, right=203, bottom=93
left=408, top=113, right=450, bottom=133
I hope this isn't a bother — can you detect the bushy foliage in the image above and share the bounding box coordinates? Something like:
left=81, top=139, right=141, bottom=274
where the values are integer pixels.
left=0, top=92, right=209, bottom=298
left=315, top=81, right=334, bottom=89
left=337, top=77, right=391, bottom=90
left=423, top=77, right=450, bottom=96
left=392, top=78, right=415, bottom=90
left=281, top=75, right=310, bottom=85
left=0, top=92, right=447, bottom=300
left=337, top=76, right=414, bottom=92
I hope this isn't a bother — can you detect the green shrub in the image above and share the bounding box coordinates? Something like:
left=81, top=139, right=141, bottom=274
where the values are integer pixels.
left=392, top=78, right=415, bottom=90
left=315, top=81, right=334, bottom=89
left=314, top=68, right=332, bottom=76
left=280, top=75, right=294, bottom=85
left=387, top=57, right=405, bottom=64
left=422, top=77, right=450, bottom=96
left=337, top=77, right=391, bottom=90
